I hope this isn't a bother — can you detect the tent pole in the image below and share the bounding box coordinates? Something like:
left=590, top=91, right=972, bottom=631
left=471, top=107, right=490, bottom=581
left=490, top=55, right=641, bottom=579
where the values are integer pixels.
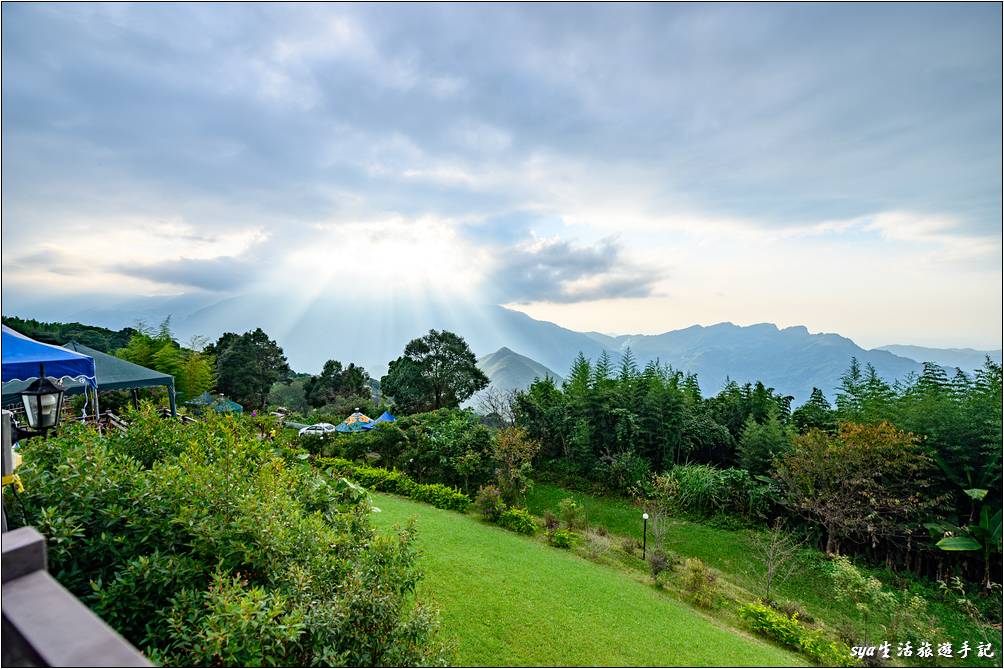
left=93, top=386, right=101, bottom=420
left=168, top=382, right=177, bottom=418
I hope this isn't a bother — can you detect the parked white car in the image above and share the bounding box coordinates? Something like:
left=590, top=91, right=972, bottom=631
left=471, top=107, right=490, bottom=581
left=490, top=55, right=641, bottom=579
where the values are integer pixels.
left=299, top=423, right=337, bottom=437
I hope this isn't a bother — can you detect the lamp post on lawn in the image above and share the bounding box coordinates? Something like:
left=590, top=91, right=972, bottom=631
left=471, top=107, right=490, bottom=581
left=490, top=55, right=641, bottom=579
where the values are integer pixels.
left=642, top=512, right=649, bottom=559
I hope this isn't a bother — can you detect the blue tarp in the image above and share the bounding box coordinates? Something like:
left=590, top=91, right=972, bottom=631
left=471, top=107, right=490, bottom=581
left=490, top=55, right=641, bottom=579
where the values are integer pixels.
left=1, top=325, right=97, bottom=388
left=360, top=411, right=396, bottom=430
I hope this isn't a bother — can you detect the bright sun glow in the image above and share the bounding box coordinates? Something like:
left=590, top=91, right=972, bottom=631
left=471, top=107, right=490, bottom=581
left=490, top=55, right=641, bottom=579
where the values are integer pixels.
left=284, top=217, right=485, bottom=299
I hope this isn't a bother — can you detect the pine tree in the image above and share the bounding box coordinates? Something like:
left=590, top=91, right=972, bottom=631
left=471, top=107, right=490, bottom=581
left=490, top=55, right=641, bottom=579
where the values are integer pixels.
left=835, top=357, right=865, bottom=421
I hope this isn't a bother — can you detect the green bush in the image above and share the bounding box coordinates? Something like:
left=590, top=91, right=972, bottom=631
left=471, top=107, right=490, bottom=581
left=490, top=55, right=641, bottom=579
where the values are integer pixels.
left=497, top=507, right=536, bottom=535
left=316, top=458, right=468, bottom=511
left=652, top=464, right=775, bottom=521
left=593, top=450, right=651, bottom=493
left=557, top=497, right=586, bottom=529
left=397, top=409, right=495, bottom=490
left=475, top=485, right=506, bottom=522
left=648, top=550, right=671, bottom=580
left=549, top=529, right=574, bottom=549
left=14, top=411, right=450, bottom=666
left=738, top=602, right=853, bottom=667
left=681, top=558, right=718, bottom=608
left=411, top=482, right=471, bottom=513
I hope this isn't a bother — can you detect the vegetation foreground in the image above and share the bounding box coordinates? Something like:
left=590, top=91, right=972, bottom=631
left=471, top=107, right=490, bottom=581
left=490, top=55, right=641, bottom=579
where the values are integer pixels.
left=370, top=492, right=802, bottom=667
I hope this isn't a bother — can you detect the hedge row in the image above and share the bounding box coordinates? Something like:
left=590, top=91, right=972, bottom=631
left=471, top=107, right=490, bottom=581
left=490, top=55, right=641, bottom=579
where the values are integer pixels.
left=317, top=457, right=471, bottom=513
left=737, top=602, right=853, bottom=667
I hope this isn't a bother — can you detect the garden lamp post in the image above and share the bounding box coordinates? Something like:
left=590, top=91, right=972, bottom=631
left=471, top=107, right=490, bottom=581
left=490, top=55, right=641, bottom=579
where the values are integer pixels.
left=18, top=363, right=66, bottom=439
left=642, top=512, right=649, bottom=559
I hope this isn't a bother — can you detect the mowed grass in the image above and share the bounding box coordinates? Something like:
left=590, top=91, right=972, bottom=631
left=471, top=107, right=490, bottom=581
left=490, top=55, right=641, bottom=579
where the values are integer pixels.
left=526, top=483, right=1001, bottom=668
left=371, top=493, right=802, bottom=667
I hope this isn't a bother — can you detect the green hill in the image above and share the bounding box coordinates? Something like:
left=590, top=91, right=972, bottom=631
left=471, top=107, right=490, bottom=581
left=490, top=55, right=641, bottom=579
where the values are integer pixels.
left=370, top=493, right=800, bottom=667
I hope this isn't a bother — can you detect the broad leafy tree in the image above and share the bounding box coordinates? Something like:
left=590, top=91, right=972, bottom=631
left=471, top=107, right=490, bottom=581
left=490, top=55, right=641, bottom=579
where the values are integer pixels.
left=774, top=422, right=945, bottom=554
left=381, top=330, right=488, bottom=414
left=304, top=360, right=371, bottom=408
left=212, top=328, right=291, bottom=409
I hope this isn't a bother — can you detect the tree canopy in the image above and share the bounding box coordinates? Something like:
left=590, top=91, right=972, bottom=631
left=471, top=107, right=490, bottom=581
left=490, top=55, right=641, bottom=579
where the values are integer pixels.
left=381, top=330, right=488, bottom=413
left=210, top=328, right=291, bottom=409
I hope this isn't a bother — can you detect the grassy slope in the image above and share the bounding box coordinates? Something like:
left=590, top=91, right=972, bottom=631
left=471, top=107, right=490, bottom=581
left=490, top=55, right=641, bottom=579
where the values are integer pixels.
left=371, top=493, right=801, bottom=667
left=525, top=483, right=1001, bottom=668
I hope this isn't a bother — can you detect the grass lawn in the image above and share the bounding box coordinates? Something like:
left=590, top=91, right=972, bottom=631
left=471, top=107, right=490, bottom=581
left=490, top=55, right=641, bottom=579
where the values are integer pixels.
left=371, top=492, right=802, bottom=667
left=526, top=483, right=1002, bottom=668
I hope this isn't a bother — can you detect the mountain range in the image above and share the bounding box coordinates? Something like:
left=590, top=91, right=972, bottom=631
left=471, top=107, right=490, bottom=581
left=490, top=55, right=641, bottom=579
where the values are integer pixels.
left=9, top=294, right=1000, bottom=404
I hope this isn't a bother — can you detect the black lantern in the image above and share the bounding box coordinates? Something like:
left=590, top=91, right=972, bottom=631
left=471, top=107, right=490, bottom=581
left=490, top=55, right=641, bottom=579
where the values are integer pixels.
left=20, top=363, right=66, bottom=435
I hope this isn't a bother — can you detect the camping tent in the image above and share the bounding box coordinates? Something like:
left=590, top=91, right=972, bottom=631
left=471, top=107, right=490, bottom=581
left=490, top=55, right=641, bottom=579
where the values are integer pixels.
left=1, top=326, right=97, bottom=387
left=185, top=392, right=243, bottom=414
left=1, top=326, right=98, bottom=413
left=360, top=411, right=396, bottom=430
left=335, top=410, right=373, bottom=433
left=2, top=341, right=177, bottom=416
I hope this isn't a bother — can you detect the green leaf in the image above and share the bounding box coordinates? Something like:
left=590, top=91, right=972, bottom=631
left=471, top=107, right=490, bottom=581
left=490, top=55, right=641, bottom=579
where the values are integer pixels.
left=964, top=488, right=988, bottom=501
left=990, top=510, right=1002, bottom=550
left=936, top=536, right=982, bottom=551
left=923, top=521, right=959, bottom=536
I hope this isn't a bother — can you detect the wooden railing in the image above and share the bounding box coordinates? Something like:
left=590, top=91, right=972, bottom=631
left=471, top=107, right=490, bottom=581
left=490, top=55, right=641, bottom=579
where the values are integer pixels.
left=1, top=527, right=152, bottom=667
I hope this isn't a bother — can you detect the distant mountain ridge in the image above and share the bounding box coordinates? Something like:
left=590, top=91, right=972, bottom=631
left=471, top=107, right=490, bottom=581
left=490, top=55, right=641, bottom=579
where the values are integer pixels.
left=477, top=347, right=563, bottom=394
left=875, top=345, right=1001, bottom=370
left=8, top=294, right=997, bottom=404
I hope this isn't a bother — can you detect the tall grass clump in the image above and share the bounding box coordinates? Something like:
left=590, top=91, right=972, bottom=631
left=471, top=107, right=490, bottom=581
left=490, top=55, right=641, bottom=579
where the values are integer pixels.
left=652, top=464, right=775, bottom=521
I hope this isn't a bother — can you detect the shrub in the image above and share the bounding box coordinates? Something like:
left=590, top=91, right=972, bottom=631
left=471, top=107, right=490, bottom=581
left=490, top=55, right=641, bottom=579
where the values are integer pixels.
left=557, top=497, right=586, bottom=529
left=593, top=450, right=651, bottom=493
left=550, top=529, right=574, bottom=549
left=651, top=464, right=775, bottom=522
left=399, top=409, right=494, bottom=490
left=542, top=510, right=560, bottom=532
left=497, top=507, right=536, bottom=535
left=621, top=537, right=641, bottom=556
left=492, top=426, right=540, bottom=504
left=773, top=600, right=814, bottom=624
left=829, top=555, right=935, bottom=644
left=14, top=413, right=450, bottom=666
left=476, top=485, right=506, bottom=522
left=648, top=550, right=670, bottom=580
left=411, top=482, right=471, bottom=513
left=315, top=457, right=468, bottom=511
left=584, top=531, right=612, bottom=559
left=681, top=558, right=718, bottom=608
left=738, top=602, right=853, bottom=667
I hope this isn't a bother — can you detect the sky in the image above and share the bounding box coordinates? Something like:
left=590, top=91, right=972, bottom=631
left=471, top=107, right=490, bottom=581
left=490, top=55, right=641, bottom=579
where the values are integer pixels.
left=2, top=3, right=1001, bottom=350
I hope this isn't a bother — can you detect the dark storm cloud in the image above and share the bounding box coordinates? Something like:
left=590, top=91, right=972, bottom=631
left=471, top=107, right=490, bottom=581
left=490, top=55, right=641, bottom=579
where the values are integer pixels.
left=490, top=238, right=664, bottom=304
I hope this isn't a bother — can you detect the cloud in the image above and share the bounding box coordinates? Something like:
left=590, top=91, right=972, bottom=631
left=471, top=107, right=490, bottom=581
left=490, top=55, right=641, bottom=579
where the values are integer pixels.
left=489, top=236, right=664, bottom=304
left=115, top=256, right=257, bottom=291
left=0, top=4, right=999, bottom=347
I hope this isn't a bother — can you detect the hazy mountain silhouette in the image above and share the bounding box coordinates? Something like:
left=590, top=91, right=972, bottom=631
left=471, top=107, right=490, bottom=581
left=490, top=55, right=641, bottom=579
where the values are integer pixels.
left=22, top=294, right=993, bottom=404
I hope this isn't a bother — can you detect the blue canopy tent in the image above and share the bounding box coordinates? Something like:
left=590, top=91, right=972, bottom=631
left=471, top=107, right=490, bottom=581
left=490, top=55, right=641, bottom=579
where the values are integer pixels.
left=184, top=392, right=242, bottom=415
left=335, top=410, right=374, bottom=433
left=360, top=411, right=396, bottom=430
left=1, top=325, right=99, bottom=415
